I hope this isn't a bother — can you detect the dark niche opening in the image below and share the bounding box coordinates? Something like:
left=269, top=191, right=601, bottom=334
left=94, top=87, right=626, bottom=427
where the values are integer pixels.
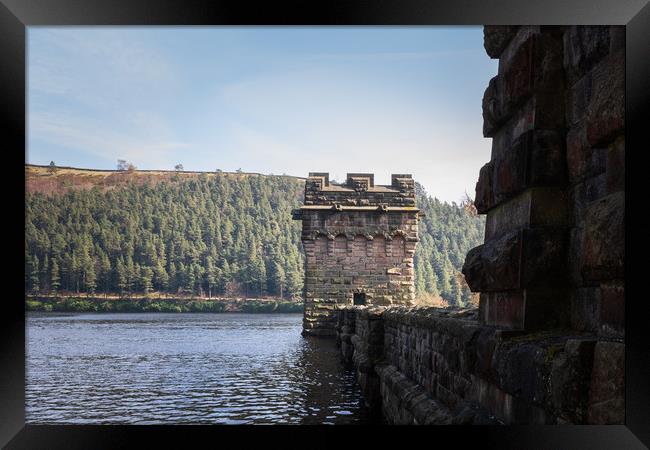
left=353, top=293, right=366, bottom=306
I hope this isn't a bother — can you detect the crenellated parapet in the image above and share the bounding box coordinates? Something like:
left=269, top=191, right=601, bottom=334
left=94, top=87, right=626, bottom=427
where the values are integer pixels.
left=300, top=172, right=416, bottom=208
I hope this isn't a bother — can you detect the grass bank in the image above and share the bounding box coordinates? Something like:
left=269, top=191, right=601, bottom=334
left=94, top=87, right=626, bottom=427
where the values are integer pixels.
left=25, top=295, right=304, bottom=314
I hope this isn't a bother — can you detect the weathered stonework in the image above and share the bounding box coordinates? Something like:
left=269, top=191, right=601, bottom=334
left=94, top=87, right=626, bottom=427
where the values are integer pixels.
left=336, top=305, right=606, bottom=424
left=293, top=173, right=420, bottom=336
left=462, top=25, right=624, bottom=423
left=333, top=26, right=624, bottom=426
left=464, top=25, right=624, bottom=343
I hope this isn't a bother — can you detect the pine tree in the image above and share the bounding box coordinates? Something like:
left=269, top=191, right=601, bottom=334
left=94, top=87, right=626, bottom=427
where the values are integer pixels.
left=140, top=266, right=153, bottom=294
left=85, top=261, right=97, bottom=293
left=29, top=255, right=40, bottom=293
left=50, top=259, right=60, bottom=292
left=270, top=261, right=286, bottom=298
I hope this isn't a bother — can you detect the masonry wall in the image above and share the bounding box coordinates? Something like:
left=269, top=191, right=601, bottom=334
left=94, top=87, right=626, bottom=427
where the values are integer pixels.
left=338, top=305, right=620, bottom=424
left=461, top=25, right=625, bottom=423
left=335, top=25, right=624, bottom=426
left=463, top=25, right=624, bottom=340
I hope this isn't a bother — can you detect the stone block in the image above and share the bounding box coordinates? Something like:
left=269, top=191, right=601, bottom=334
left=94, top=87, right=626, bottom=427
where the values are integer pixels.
left=483, top=33, right=565, bottom=138
left=585, top=49, right=625, bottom=147
left=605, top=136, right=625, bottom=194
left=463, top=230, right=521, bottom=292
left=482, top=76, right=502, bottom=137
left=568, top=173, right=608, bottom=228
left=475, top=161, right=495, bottom=214
left=481, top=291, right=524, bottom=328
left=500, top=35, right=535, bottom=115
left=484, top=25, right=518, bottom=58
left=566, top=69, right=593, bottom=126
left=563, top=26, right=611, bottom=86
left=549, top=338, right=596, bottom=423
left=520, top=227, right=568, bottom=287
left=481, top=288, right=569, bottom=330
left=463, top=228, right=567, bottom=293
left=569, top=287, right=600, bottom=333
left=505, top=130, right=566, bottom=196
left=581, top=192, right=625, bottom=282
left=479, top=130, right=567, bottom=212
left=587, top=341, right=624, bottom=424
left=599, top=281, right=624, bottom=338
left=567, top=121, right=608, bottom=184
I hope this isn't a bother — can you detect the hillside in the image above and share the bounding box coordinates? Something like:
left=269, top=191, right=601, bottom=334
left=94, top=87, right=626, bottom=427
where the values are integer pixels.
left=25, top=165, right=484, bottom=306
left=25, top=164, right=304, bottom=196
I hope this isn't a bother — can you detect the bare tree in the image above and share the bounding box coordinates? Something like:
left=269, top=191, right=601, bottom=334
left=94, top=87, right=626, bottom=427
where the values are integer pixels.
left=174, top=164, right=184, bottom=171
left=461, top=191, right=478, bottom=217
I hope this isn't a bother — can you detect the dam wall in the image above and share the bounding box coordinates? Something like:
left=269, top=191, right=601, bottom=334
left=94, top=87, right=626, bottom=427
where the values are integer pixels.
left=337, top=305, right=621, bottom=424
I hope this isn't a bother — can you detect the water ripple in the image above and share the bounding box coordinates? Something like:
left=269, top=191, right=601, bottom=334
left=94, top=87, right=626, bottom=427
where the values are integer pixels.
left=26, top=313, right=371, bottom=424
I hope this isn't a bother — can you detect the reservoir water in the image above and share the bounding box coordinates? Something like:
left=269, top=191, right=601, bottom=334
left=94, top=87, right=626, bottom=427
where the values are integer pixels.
left=26, top=312, right=372, bottom=424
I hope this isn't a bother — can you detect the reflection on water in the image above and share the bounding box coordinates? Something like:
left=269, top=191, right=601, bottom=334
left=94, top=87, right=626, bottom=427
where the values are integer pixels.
left=26, top=313, right=372, bottom=424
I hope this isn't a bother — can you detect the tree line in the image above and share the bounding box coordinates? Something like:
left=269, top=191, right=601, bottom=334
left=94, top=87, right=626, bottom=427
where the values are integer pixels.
left=25, top=171, right=484, bottom=306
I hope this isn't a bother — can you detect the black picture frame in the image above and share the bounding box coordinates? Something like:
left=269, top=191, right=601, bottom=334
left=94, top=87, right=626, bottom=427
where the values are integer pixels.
left=2, top=0, right=647, bottom=448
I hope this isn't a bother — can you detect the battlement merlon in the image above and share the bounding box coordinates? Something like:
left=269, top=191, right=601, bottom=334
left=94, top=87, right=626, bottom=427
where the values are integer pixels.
left=300, top=173, right=417, bottom=210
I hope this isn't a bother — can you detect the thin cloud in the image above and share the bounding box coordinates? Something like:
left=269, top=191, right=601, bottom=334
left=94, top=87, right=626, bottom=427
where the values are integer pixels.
left=30, top=111, right=188, bottom=165
left=307, top=49, right=483, bottom=62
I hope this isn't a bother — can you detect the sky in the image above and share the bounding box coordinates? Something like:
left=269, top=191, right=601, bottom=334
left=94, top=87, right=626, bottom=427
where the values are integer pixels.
left=27, top=27, right=498, bottom=203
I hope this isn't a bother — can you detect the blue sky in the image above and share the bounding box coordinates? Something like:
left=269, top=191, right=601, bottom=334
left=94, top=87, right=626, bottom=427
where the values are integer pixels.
left=27, top=27, right=497, bottom=203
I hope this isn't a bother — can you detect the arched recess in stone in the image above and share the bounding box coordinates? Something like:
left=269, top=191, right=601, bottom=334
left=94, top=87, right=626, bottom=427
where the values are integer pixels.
left=334, top=234, right=347, bottom=255
left=352, top=235, right=366, bottom=260
left=392, top=235, right=406, bottom=258
left=315, top=235, right=328, bottom=262
left=373, top=234, right=387, bottom=258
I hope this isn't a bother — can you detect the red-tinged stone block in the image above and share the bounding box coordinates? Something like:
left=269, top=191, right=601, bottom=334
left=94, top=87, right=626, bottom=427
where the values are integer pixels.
left=481, top=288, right=570, bottom=330
left=493, top=130, right=566, bottom=205
left=483, top=37, right=535, bottom=138
left=481, top=291, right=525, bottom=328
left=581, top=191, right=625, bottom=282
left=501, top=35, right=535, bottom=114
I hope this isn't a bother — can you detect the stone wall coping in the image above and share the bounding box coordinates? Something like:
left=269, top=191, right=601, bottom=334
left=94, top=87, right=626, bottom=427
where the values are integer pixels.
left=297, top=205, right=420, bottom=212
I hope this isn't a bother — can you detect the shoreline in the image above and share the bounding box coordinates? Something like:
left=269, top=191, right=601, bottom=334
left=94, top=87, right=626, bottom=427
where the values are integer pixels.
left=25, top=295, right=304, bottom=314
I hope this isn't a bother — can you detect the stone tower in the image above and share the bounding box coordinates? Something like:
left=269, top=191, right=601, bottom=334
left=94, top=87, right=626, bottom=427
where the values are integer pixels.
left=292, top=173, right=420, bottom=336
